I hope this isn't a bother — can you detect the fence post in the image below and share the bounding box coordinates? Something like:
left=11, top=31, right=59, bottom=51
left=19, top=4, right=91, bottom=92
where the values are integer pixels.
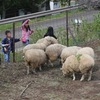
left=13, top=22, right=15, bottom=62
left=0, top=57, right=1, bottom=65
left=66, top=10, right=69, bottom=46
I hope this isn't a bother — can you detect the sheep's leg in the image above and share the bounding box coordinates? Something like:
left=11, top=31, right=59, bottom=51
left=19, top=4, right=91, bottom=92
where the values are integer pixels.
left=80, top=74, right=85, bottom=81
left=32, top=69, right=37, bottom=74
left=88, top=69, right=93, bottom=81
left=39, top=66, right=42, bottom=71
left=72, top=72, right=76, bottom=81
left=49, top=60, right=53, bottom=67
left=61, top=59, right=64, bottom=65
left=26, top=66, right=30, bottom=75
left=59, top=59, right=62, bottom=65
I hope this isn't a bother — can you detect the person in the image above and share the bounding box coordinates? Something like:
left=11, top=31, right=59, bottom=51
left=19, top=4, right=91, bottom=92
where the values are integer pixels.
left=21, top=19, right=34, bottom=45
left=2, top=30, right=20, bottom=62
left=44, top=26, right=57, bottom=39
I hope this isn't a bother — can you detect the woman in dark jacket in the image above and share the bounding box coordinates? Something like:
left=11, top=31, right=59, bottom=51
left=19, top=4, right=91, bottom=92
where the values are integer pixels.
left=44, top=26, right=57, bottom=39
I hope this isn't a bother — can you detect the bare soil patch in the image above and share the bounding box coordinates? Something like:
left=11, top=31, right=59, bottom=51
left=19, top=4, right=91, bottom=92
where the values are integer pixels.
left=0, top=39, right=100, bottom=100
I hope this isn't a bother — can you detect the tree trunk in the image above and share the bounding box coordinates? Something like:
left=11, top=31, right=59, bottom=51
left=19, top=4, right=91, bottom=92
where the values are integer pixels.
left=2, top=1, right=6, bottom=19
left=68, top=0, right=71, bottom=6
left=46, top=1, right=50, bottom=10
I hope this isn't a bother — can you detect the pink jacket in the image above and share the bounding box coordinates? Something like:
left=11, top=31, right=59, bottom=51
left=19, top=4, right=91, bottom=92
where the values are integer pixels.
left=21, top=19, right=33, bottom=42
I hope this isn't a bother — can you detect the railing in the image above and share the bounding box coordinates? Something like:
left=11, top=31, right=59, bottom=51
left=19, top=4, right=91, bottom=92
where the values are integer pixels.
left=0, top=4, right=83, bottom=24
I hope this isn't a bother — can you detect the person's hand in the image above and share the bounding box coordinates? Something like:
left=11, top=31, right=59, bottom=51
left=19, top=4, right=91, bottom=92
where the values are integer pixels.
left=20, top=38, right=23, bottom=41
left=5, top=44, right=9, bottom=46
left=31, top=30, right=34, bottom=33
left=29, top=19, right=31, bottom=21
left=4, top=47, right=7, bottom=52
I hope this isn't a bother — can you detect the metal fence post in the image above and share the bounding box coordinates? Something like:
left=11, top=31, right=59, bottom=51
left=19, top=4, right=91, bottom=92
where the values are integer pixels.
left=13, top=22, right=15, bottom=62
left=0, top=57, right=1, bottom=65
left=66, top=10, right=69, bottom=46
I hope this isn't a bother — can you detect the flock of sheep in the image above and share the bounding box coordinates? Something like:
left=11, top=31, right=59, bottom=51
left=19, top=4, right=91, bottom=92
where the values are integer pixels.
left=23, top=36, right=95, bottom=82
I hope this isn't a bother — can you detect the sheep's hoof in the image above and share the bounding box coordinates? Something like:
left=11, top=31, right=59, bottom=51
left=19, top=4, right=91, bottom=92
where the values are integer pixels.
left=73, top=79, right=75, bottom=81
left=27, top=72, right=30, bottom=75
left=27, top=70, right=30, bottom=75
left=50, top=63, right=53, bottom=67
left=80, top=75, right=85, bottom=82
left=39, top=66, right=42, bottom=71
left=63, top=74, right=66, bottom=77
left=32, top=70, right=37, bottom=75
left=80, top=79, right=84, bottom=82
left=87, top=78, right=91, bottom=81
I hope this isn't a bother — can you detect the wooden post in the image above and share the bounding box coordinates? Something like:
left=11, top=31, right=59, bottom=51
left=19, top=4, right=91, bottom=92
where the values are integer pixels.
left=13, top=22, right=15, bottom=62
left=66, top=11, right=69, bottom=46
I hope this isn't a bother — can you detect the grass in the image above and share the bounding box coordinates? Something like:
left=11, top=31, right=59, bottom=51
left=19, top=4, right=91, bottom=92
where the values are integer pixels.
left=31, top=12, right=100, bottom=46
left=74, top=13, right=100, bottom=43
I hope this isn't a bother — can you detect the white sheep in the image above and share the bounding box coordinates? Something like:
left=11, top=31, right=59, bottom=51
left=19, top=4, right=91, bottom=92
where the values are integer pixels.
left=36, top=36, right=58, bottom=46
left=23, top=43, right=46, bottom=54
left=61, top=54, right=95, bottom=81
left=61, top=46, right=82, bottom=64
left=44, top=36, right=58, bottom=44
left=23, top=36, right=58, bottom=54
left=36, top=38, right=51, bottom=46
left=77, top=47, right=95, bottom=58
left=45, top=44, right=66, bottom=66
left=24, top=49, right=47, bottom=75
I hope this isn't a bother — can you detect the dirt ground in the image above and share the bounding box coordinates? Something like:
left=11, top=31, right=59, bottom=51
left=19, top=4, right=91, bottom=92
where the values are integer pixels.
left=0, top=39, right=100, bottom=100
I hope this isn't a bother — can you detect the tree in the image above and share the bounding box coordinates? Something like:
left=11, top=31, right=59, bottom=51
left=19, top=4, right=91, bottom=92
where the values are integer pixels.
left=0, top=0, right=51, bottom=15
left=0, top=0, right=20, bottom=18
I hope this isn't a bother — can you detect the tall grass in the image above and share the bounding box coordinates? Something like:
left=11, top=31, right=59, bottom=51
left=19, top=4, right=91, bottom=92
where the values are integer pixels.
left=70, top=12, right=100, bottom=44
left=30, top=12, right=100, bottom=46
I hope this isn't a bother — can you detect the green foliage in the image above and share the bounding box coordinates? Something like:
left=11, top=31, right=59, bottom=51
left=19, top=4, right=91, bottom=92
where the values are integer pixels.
left=30, top=27, right=46, bottom=43
left=71, top=12, right=100, bottom=44
left=75, top=54, right=82, bottom=61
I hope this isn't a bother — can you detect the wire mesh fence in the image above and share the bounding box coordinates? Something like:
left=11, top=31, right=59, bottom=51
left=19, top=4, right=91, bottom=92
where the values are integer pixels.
left=0, top=4, right=100, bottom=64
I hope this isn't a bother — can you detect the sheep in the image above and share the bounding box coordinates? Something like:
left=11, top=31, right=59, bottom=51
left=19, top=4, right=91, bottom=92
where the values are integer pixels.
left=23, top=36, right=58, bottom=54
left=45, top=44, right=66, bottom=66
left=61, top=54, right=95, bottom=81
left=24, top=49, right=47, bottom=75
left=76, top=47, right=95, bottom=58
left=23, top=43, right=46, bottom=54
left=44, top=36, right=58, bottom=44
left=61, top=46, right=82, bottom=64
left=36, top=36, right=58, bottom=46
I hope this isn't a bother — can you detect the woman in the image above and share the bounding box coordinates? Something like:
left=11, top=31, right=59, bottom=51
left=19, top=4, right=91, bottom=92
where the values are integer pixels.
left=44, top=26, right=57, bottom=39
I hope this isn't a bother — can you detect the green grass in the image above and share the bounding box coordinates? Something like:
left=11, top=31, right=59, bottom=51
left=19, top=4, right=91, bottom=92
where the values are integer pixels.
left=74, top=13, right=100, bottom=43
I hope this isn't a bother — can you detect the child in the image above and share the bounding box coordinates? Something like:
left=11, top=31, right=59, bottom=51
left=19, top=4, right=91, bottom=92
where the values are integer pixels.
left=21, top=19, right=34, bottom=45
left=2, top=30, right=20, bottom=62
left=44, top=26, right=57, bottom=39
